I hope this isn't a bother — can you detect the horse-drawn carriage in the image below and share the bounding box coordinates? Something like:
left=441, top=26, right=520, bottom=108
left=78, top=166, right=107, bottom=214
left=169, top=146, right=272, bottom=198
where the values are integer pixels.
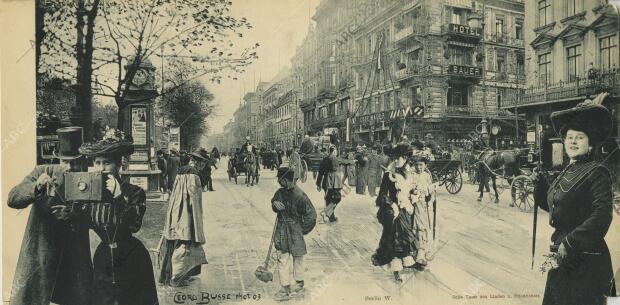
left=227, top=148, right=260, bottom=185
left=298, top=136, right=333, bottom=183
left=427, top=159, right=463, bottom=194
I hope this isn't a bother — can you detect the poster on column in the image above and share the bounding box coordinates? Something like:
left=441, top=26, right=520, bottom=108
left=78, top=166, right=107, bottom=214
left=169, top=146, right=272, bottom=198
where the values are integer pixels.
left=131, top=106, right=147, bottom=145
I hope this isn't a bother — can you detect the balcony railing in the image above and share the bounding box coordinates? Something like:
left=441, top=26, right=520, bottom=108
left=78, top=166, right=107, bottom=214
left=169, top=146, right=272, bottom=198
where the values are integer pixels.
left=395, top=65, right=423, bottom=81
left=394, top=26, right=414, bottom=43
left=485, top=33, right=524, bottom=47
left=519, top=70, right=619, bottom=107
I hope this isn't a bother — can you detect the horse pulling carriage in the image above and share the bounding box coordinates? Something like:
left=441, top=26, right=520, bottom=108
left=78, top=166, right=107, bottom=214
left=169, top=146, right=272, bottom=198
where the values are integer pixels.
left=227, top=148, right=260, bottom=186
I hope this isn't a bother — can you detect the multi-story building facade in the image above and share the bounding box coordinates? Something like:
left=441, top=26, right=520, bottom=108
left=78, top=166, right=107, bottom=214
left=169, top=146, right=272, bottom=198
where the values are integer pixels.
left=294, top=0, right=526, bottom=149
left=504, top=0, right=617, bottom=140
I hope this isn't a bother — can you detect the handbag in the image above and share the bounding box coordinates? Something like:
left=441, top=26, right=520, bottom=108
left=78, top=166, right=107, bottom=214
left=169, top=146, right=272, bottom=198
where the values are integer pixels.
left=255, top=218, right=278, bottom=283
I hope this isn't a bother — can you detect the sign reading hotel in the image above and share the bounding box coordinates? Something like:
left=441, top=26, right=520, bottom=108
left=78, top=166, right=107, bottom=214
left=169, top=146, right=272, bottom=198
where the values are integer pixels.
left=446, top=64, right=482, bottom=77
left=448, top=23, right=481, bottom=37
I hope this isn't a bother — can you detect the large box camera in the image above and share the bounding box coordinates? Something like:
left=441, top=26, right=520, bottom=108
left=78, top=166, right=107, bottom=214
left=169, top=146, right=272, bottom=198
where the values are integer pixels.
left=64, top=172, right=104, bottom=202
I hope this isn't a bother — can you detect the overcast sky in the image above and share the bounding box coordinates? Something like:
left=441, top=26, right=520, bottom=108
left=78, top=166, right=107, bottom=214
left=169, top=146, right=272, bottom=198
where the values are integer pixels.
left=202, top=0, right=321, bottom=135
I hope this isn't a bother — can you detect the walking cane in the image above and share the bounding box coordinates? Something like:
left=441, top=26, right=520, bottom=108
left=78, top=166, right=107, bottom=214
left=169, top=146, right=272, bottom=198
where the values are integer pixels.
left=432, top=188, right=437, bottom=241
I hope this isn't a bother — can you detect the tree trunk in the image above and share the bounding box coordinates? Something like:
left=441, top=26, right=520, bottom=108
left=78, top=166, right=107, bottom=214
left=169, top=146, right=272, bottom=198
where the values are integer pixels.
left=74, top=0, right=99, bottom=141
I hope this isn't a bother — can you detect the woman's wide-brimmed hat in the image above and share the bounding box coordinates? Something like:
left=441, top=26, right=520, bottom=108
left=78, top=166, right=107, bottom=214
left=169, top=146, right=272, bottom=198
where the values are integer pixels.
left=53, top=127, right=84, bottom=160
left=79, top=127, right=134, bottom=157
left=550, top=92, right=613, bottom=146
left=189, top=148, right=208, bottom=161
left=391, top=143, right=411, bottom=158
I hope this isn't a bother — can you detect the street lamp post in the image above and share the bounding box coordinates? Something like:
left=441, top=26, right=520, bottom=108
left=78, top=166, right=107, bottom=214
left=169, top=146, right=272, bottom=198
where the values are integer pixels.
left=468, top=1, right=489, bottom=146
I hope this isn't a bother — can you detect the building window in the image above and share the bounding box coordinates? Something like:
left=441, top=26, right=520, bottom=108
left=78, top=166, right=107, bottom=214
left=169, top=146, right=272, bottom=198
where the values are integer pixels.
left=451, top=7, right=465, bottom=25
left=497, top=53, right=506, bottom=73
left=566, top=0, right=582, bottom=17
left=538, top=0, right=551, bottom=27
left=538, top=52, right=552, bottom=85
left=410, top=87, right=420, bottom=106
left=600, top=35, right=618, bottom=72
left=495, top=16, right=505, bottom=36
left=384, top=93, right=391, bottom=110
left=515, top=19, right=523, bottom=40
left=566, top=45, right=581, bottom=81
left=447, top=84, right=468, bottom=107
left=449, top=47, right=472, bottom=65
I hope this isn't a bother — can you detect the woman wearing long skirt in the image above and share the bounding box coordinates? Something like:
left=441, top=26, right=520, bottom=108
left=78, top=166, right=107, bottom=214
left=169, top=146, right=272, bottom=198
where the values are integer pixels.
left=159, top=149, right=208, bottom=287
left=78, top=128, right=159, bottom=305
left=371, top=143, right=417, bottom=282
left=537, top=93, right=616, bottom=305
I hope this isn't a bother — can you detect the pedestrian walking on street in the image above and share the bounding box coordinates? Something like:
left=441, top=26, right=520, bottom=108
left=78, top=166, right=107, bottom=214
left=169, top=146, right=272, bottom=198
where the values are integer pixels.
left=289, top=145, right=302, bottom=181
left=157, top=150, right=168, bottom=193
left=371, top=143, right=417, bottom=282
left=167, top=148, right=181, bottom=192
left=78, top=128, right=159, bottom=305
left=367, top=145, right=388, bottom=197
left=159, top=149, right=208, bottom=287
left=355, top=145, right=369, bottom=194
left=536, top=93, right=616, bottom=305
left=271, top=167, right=317, bottom=301
left=316, top=145, right=343, bottom=223
left=410, top=152, right=436, bottom=271
left=7, top=127, right=93, bottom=305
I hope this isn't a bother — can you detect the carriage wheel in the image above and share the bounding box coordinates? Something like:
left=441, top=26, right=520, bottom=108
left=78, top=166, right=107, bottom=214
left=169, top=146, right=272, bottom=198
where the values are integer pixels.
left=511, top=175, right=534, bottom=212
left=444, top=168, right=463, bottom=194
left=300, top=160, right=308, bottom=183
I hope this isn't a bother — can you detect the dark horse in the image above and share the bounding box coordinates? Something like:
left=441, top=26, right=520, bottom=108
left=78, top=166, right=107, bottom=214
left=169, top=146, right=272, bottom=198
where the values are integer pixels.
left=244, top=152, right=258, bottom=187
left=476, top=148, right=527, bottom=204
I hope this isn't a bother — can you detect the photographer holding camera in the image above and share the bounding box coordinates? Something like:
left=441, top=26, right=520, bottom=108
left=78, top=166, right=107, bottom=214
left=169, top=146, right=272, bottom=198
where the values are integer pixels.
left=8, top=127, right=93, bottom=305
left=77, top=127, right=158, bottom=305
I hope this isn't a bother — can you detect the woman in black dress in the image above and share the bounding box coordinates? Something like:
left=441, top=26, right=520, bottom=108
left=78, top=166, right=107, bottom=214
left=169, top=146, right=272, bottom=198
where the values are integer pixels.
left=79, top=128, right=159, bottom=305
left=537, top=93, right=616, bottom=305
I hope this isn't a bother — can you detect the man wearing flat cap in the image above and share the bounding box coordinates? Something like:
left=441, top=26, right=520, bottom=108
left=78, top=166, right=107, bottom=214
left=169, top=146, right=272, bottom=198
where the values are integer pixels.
left=271, top=167, right=317, bottom=300
left=8, top=127, right=93, bottom=305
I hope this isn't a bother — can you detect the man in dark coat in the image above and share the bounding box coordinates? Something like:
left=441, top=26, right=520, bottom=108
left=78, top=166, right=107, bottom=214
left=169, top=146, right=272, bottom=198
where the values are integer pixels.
left=367, top=146, right=387, bottom=196
left=157, top=150, right=168, bottom=192
left=272, top=167, right=316, bottom=301
left=354, top=145, right=369, bottom=194
left=167, top=148, right=181, bottom=191
left=316, top=146, right=343, bottom=223
left=7, top=127, right=93, bottom=305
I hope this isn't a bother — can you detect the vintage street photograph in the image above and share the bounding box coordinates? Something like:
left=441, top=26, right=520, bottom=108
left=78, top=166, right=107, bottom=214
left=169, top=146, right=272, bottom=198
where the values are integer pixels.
left=2, top=0, right=620, bottom=304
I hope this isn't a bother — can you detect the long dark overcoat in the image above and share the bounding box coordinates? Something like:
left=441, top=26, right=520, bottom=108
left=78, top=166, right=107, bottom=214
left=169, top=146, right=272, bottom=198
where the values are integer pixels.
left=7, top=165, right=92, bottom=305
left=537, top=160, right=616, bottom=305
left=372, top=170, right=417, bottom=267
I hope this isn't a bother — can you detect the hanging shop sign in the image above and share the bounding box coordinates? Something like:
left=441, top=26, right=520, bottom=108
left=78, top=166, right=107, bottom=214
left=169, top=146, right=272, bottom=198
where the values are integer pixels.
left=448, top=23, right=482, bottom=37
left=446, top=64, right=482, bottom=77
left=351, top=106, right=423, bottom=125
